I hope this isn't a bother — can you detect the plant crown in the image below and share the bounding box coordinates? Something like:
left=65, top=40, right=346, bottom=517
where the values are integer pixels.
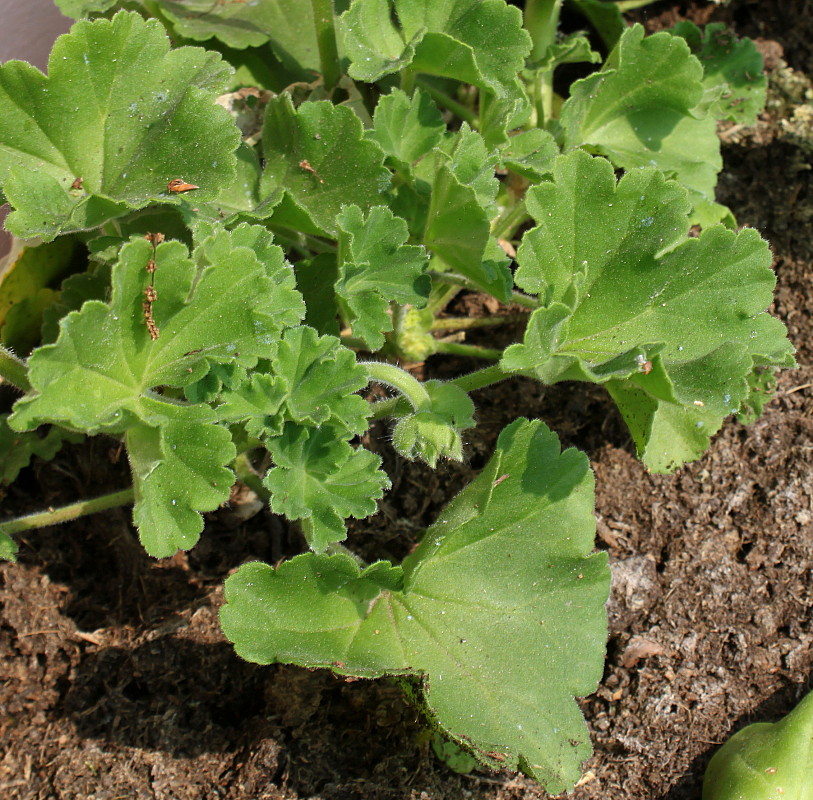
left=0, top=0, right=793, bottom=792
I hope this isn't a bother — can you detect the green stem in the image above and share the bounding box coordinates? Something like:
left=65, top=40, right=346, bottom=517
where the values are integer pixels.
left=425, top=280, right=462, bottom=316
left=523, top=0, right=563, bottom=125
left=400, top=67, right=416, bottom=95
left=426, top=271, right=539, bottom=310
left=431, top=314, right=528, bottom=331
left=368, top=363, right=513, bottom=421
left=0, top=346, right=30, bottom=393
left=449, top=363, right=511, bottom=393
left=311, top=0, right=341, bottom=90
left=491, top=200, right=529, bottom=241
left=363, top=361, right=432, bottom=412
left=433, top=341, right=502, bottom=360
left=415, top=78, right=478, bottom=127
left=615, top=0, right=661, bottom=10
left=0, top=488, right=135, bottom=538
left=233, top=453, right=269, bottom=502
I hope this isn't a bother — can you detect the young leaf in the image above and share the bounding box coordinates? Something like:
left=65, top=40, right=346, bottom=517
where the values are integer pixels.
left=391, top=380, right=475, bottom=466
left=9, top=225, right=301, bottom=555
left=339, top=0, right=531, bottom=98
left=260, top=95, right=390, bottom=236
left=670, top=21, right=767, bottom=125
left=530, top=32, right=601, bottom=72
left=264, top=422, right=390, bottom=552
left=221, top=419, right=610, bottom=793
left=501, top=151, right=794, bottom=471
left=155, top=0, right=320, bottom=77
left=335, top=205, right=430, bottom=350
left=217, top=326, right=371, bottom=439
left=368, top=88, right=446, bottom=173
left=559, top=24, right=721, bottom=219
left=703, top=689, right=813, bottom=800
left=0, top=11, right=239, bottom=240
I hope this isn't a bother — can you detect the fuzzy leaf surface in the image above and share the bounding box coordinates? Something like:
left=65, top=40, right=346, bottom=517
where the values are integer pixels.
left=156, top=0, right=319, bottom=76
left=368, top=88, right=446, bottom=173
left=217, top=326, right=371, bottom=438
left=671, top=21, right=767, bottom=124
left=501, top=151, right=794, bottom=471
left=335, top=205, right=430, bottom=350
left=222, top=419, right=610, bottom=793
left=339, top=0, right=531, bottom=97
left=0, top=11, right=239, bottom=240
left=9, top=224, right=301, bottom=554
left=265, top=423, right=389, bottom=552
left=560, top=24, right=721, bottom=215
left=423, top=161, right=511, bottom=302
left=392, top=380, right=475, bottom=466
left=261, top=96, right=390, bottom=236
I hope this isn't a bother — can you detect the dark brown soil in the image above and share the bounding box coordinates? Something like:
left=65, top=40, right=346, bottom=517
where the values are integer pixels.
left=2, top=2, right=813, bottom=798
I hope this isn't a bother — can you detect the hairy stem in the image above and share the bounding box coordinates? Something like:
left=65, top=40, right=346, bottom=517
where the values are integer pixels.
left=524, top=0, right=563, bottom=124
left=311, top=0, right=341, bottom=90
left=363, top=361, right=432, bottom=412
left=433, top=341, right=502, bottom=360
left=0, top=488, right=135, bottom=538
left=427, top=271, right=539, bottom=310
left=491, top=200, right=530, bottom=242
left=368, top=363, right=513, bottom=422
left=431, top=314, right=528, bottom=331
left=450, top=363, right=511, bottom=393
left=0, top=346, right=30, bottom=393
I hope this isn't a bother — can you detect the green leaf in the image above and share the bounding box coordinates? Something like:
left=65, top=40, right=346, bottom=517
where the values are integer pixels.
left=703, top=689, right=813, bottom=799
left=424, top=159, right=511, bottom=301
left=0, top=530, right=17, bottom=562
left=0, top=11, right=240, bottom=240
left=260, top=95, right=390, bottom=236
left=217, top=326, right=371, bottom=438
left=128, top=413, right=236, bottom=556
left=54, top=0, right=117, bottom=16
left=335, top=205, right=430, bottom=350
left=671, top=21, right=767, bottom=125
left=368, top=88, right=446, bottom=173
left=500, top=128, right=559, bottom=181
left=501, top=151, right=794, bottom=471
left=0, top=416, right=81, bottom=486
left=560, top=24, right=721, bottom=216
left=531, top=32, right=602, bottom=72
left=391, top=380, right=475, bottom=466
left=156, top=0, right=320, bottom=77
left=222, top=419, right=610, bottom=793
left=265, top=422, right=390, bottom=552
left=9, top=224, right=301, bottom=554
left=339, top=0, right=531, bottom=98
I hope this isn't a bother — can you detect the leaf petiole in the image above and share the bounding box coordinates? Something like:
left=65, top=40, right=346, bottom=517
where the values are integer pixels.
left=0, top=488, right=135, bottom=539
left=311, top=0, right=341, bottom=90
left=363, top=361, right=432, bottom=412
left=0, top=346, right=30, bottom=393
